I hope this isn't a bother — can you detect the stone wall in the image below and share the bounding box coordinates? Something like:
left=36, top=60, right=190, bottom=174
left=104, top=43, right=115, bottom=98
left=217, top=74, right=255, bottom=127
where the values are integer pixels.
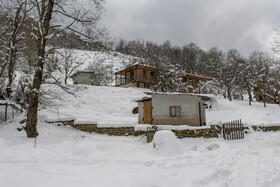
left=172, top=125, right=222, bottom=138
left=47, top=120, right=222, bottom=138
left=70, top=123, right=145, bottom=136
left=47, top=120, right=75, bottom=126
left=59, top=121, right=222, bottom=138
left=251, top=126, right=280, bottom=132
left=46, top=120, right=280, bottom=139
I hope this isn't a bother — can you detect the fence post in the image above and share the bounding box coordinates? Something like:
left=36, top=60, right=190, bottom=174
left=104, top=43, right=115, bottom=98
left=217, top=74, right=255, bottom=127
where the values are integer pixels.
left=241, top=119, right=244, bottom=139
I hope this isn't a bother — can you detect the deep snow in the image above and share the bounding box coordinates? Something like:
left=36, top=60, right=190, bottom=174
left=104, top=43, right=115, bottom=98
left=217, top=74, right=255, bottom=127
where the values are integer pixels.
left=1, top=120, right=280, bottom=187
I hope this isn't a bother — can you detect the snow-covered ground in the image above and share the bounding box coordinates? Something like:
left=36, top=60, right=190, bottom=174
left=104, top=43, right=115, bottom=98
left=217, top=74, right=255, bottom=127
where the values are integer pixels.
left=207, top=96, right=280, bottom=126
left=39, top=84, right=280, bottom=127
left=1, top=120, right=280, bottom=187
left=58, top=49, right=135, bottom=73
left=39, top=85, right=149, bottom=126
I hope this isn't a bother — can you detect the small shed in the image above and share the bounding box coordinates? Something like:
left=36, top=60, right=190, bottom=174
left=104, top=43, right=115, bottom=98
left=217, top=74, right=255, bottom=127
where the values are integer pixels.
left=70, top=71, right=97, bottom=85
left=135, top=93, right=210, bottom=126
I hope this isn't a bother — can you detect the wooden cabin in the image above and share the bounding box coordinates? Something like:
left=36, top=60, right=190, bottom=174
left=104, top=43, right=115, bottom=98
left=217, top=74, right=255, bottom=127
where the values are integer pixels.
left=114, top=64, right=213, bottom=91
left=114, top=64, right=158, bottom=89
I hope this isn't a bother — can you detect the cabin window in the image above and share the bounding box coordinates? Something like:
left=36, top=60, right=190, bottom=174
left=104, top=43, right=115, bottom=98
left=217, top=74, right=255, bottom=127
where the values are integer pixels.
left=170, top=106, right=181, bottom=117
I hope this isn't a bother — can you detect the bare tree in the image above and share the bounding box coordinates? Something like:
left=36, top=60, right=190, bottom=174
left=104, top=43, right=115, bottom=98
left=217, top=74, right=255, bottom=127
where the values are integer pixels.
left=269, top=67, right=280, bottom=104
left=23, top=0, right=105, bottom=138
left=86, top=58, right=113, bottom=86
left=249, top=51, right=273, bottom=107
left=58, top=49, right=83, bottom=84
left=154, top=64, right=184, bottom=92
left=0, top=0, right=31, bottom=98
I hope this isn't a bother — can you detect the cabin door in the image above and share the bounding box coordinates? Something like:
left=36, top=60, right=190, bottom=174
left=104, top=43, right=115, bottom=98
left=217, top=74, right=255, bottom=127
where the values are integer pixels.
left=144, top=101, right=152, bottom=124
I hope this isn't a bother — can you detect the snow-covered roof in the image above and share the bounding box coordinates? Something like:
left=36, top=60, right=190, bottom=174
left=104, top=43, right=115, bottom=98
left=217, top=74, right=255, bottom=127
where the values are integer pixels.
left=132, top=96, right=152, bottom=102
left=132, top=92, right=214, bottom=102
left=70, top=70, right=95, bottom=78
left=114, top=64, right=160, bottom=75
left=151, top=92, right=214, bottom=101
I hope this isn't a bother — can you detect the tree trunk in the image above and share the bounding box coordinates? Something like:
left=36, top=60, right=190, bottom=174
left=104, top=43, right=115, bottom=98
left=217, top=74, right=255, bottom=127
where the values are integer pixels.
left=261, top=92, right=267, bottom=107
left=25, top=92, right=39, bottom=137
left=227, top=88, right=232, bottom=101
left=6, top=47, right=16, bottom=98
left=25, top=54, right=44, bottom=138
left=247, top=89, right=252, bottom=106
left=25, top=0, right=54, bottom=138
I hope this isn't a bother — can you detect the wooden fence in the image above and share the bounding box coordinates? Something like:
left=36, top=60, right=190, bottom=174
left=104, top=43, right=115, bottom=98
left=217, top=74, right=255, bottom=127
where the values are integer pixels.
left=222, top=120, right=244, bottom=140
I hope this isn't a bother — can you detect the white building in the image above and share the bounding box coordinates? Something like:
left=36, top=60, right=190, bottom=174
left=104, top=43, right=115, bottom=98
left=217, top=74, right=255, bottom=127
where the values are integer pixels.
left=135, top=93, right=210, bottom=126
left=70, top=71, right=98, bottom=85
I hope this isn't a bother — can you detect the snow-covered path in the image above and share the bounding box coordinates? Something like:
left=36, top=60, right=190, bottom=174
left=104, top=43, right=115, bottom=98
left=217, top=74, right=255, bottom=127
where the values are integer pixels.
left=1, top=122, right=280, bottom=187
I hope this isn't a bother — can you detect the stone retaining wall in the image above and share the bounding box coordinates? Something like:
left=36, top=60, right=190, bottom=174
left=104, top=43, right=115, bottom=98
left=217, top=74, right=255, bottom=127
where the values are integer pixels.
left=48, top=120, right=222, bottom=138
left=46, top=120, right=280, bottom=139
left=71, top=123, right=145, bottom=136
left=47, top=120, right=75, bottom=126
left=69, top=123, right=222, bottom=138
left=172, top=125, right=222, bottom=138
left=251, top=126, right=280, bottom=132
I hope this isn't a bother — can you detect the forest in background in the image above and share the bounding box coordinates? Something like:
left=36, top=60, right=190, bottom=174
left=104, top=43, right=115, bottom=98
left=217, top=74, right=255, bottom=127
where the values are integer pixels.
left=114, top=39, right=280, bottom=105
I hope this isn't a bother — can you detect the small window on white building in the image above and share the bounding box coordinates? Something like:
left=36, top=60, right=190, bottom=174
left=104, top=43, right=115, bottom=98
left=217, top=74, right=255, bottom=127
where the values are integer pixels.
left=170, top=106, right=181, bottom=117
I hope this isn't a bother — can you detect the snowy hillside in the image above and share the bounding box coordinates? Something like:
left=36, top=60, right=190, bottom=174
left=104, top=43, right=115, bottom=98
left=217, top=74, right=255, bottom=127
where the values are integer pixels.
left=39, top=85, right=149, bottom=126
left=207, top=97, right=280, bottom=126
left=38, top=84, right=280, bottom=127
left=64, top=49, right=135, bottom=72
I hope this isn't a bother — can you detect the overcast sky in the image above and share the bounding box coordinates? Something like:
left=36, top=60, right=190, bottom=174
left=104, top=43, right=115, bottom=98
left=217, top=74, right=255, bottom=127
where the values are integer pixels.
left=102, top=0, right=280, bottom=56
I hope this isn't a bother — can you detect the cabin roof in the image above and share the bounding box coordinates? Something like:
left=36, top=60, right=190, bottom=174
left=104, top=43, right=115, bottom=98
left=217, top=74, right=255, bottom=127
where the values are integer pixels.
left=184, top=73, right=213, bottom=81
left=114, top=64, right=214, bottom=80
left=133, top=93, right=213, bottom=102
left=70, top=71, right=95, bottom=78
left=114, top=64, right=159, bottom=75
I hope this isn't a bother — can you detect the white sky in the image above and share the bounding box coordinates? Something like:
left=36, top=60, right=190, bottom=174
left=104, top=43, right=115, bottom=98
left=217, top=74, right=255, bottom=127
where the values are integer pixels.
left=102, top=0, right=280, bottom=56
